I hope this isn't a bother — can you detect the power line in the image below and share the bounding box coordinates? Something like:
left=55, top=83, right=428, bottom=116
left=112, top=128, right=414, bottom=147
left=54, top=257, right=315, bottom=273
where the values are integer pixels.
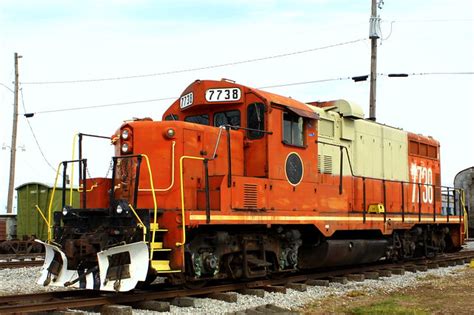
left=0, top=82, right=14, bottom=93
left=258, top=77, right=353, bottom=89
left=19, top=87, right=57, bottom=174
left=23, top=71, right=473, bottom=115
left=387, top=18, right=474, bottom=23
left=20, top=38, right=367, bottom=85
left=379, top=71, right=474, bottom=77
left=32, top=96, right=177, bottom=114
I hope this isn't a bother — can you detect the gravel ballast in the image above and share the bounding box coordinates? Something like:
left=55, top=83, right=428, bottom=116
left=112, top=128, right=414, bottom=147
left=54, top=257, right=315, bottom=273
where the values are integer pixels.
left=0, top=264, right=471, bottom=314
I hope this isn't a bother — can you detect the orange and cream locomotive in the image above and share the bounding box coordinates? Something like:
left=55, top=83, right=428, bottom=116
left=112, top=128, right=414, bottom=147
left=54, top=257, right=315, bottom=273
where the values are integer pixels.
left=37, top=79, right=466, bottom=291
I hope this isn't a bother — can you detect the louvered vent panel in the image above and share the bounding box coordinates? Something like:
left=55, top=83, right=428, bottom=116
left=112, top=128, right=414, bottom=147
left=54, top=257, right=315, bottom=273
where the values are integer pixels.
left=323, top=155, right=333, bottom=174
left=243, top=184, right=258, bottom=209
left=317, top=155, right=322, bottom=173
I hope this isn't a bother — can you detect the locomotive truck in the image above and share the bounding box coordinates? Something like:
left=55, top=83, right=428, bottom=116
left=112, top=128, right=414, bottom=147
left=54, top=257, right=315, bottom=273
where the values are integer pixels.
left=37, top=79, right=466, bottom=291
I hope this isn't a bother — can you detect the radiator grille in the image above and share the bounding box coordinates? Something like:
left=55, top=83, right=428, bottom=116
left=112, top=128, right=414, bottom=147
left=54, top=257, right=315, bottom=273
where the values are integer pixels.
left=318, top=155, right=333, bottom=174
left=243, top=183, right=258, bottom=209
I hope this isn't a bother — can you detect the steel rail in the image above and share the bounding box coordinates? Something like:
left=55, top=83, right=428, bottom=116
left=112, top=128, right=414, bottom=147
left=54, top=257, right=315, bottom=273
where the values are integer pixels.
left=1, top=250, right=473, bottom=313
left=0, top=260, right=44, bottom=269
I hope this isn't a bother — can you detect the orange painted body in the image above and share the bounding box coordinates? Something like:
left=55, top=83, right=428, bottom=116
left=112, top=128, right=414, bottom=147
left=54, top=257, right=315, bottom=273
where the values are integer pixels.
left=92, top=79, right=464, bottom=271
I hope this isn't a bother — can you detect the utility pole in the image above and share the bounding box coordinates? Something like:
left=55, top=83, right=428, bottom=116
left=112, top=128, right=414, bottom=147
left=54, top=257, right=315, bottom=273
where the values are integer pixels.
left=6, top=53, right=21, bottom=214
left=369, top=0, right=381, bottom=121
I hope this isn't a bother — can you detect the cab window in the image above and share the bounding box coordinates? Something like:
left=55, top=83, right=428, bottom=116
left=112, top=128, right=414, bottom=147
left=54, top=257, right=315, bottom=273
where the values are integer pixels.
left=247, top=103, right=265, bottom=139
left=184, top=114, right=209, bottom=125
left=283, top=112, right=304, bottom=146
left=165, top=114, right=178, bottom=121
left=214, top=110, right=240, bottom=127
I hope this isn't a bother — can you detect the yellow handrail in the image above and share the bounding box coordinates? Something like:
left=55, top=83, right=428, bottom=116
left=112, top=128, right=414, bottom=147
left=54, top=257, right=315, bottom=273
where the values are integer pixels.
left=139, top=141, right=176, bottom=192
left=46, top=162, right=63, bottom=243
left=34, top=205, right=51, bottom=240
left=77, top=182, right=98, bottom=193
left=177, top=156, right=205, bottom=248
left=140, top=154, right=158, bottom=260
left=129, top=204, right=147, bottom=243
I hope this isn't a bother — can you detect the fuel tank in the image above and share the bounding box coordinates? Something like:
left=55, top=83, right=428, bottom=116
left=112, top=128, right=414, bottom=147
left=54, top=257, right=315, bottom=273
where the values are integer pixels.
left=298, top=239, right=388, bottom=269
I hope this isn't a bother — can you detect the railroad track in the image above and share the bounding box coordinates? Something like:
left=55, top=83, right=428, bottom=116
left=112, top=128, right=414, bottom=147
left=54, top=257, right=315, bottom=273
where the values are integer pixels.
left=0, top=253, right=44, bottom=269
left=0, top=250, right=473, bottom=314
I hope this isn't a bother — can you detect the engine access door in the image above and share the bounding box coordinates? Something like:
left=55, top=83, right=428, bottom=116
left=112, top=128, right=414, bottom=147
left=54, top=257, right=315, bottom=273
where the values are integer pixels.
left=244, top=94, right=267, bottom=177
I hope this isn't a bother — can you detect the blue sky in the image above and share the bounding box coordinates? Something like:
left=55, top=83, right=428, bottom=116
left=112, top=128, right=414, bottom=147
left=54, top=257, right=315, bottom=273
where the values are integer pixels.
left=0, top=0, right=473, bottom=212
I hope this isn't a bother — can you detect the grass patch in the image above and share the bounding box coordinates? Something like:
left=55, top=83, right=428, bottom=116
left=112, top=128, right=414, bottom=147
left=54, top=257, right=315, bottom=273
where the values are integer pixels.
left=346, top=290, right=366, bottom=298
left=349, top=298, right=429, bottom=315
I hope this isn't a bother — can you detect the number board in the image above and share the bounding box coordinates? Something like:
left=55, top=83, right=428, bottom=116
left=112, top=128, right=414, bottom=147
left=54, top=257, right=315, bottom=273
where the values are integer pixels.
left=205, top=88, right=241, bottom=102
left=180, top=92, right=194, bottom=109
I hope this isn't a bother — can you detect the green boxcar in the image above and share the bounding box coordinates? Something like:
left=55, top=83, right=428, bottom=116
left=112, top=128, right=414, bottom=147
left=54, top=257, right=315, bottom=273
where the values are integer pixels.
left=15, top=182, right=80, bottom=241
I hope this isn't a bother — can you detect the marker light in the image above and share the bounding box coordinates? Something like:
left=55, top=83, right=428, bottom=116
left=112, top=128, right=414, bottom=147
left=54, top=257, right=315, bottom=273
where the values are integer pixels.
left=121, top=143, right=129, bottom=153
left=121, top=129, right=130, bottom=140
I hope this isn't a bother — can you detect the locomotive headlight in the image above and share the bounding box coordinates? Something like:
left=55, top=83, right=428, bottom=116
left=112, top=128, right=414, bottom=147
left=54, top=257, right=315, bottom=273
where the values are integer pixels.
left=121, top=143, right=129, bottom=153
left=62, top=207, right=68, bottom=216
left=121, top=129, right=130, bottom=140
left=116, top=204, right=123, bottom=214
left=165, top=128, right=176, bottom=139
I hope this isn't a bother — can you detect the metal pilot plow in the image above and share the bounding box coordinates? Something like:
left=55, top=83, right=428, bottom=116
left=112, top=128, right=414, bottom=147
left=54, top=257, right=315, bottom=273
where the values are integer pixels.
left=37, top=240, right=149, bottom=292
left=97, top=241, right=149, bottom=291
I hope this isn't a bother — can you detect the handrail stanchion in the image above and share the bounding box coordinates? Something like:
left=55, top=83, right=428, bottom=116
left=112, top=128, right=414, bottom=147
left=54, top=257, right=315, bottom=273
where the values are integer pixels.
left=363, top=177, right=366, bottom=223
left=418, top=183, right=422, bottom=222
left=82, top=159, right=87, bottom=209
left=109, top=157, right=117, bottom=209
left=447, top=187, right=451, bottom=222
left=433, top=183, right=436, bottom=222
left=383, top=179, right=386, bottom=223
left=226, top=126, right=232, bottom=188
left=204, top=159, right=211, bottom=224
left=61, top=162, right=68, bottom=208
left=339, top=147, right=343, bottom=195
left=129, top=204, right=147, bottom=242
left=401, top=181, right=405, bottom=223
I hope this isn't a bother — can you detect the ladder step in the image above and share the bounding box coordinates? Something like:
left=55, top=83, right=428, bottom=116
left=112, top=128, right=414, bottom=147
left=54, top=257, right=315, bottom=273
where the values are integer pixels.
left=151, top=248, right=172, bottom=253
left=150, top=242, right=164, bottom=249
left=150, top=223, right=168, bottom=232
left=151, top=260, right=180, bottom=273
left=151, top=260, right=170, bottom=271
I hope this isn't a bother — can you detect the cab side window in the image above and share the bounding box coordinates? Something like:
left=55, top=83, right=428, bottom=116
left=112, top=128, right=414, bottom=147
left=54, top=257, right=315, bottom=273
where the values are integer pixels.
left=184, top=114, right=209, bottom=125
left=165, top=114, right=178, bottom=121
left=283, top=112, right=304, bottom=146
left=247, top=103, right=265, bottom=139
left=214, top=110, right=240, bottom=128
